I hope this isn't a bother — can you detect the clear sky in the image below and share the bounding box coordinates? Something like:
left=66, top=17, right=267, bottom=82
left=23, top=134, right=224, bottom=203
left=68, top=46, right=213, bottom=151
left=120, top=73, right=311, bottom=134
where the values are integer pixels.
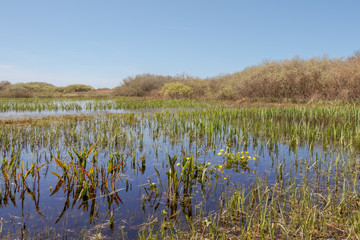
left=0, top=1, right=359, bottom=88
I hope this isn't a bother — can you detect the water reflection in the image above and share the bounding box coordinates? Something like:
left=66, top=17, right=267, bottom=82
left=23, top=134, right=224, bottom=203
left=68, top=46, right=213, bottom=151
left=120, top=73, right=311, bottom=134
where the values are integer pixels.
left=0, top=107, right=356, bottom=238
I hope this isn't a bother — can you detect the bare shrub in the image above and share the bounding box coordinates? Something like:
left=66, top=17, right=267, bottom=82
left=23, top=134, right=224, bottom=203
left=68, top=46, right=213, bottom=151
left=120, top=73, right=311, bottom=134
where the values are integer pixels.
left=0, top=81, right=11, bottom=90
left=216, top=87, right=235, bottom=100
left=5, top=89, right=34, bottom=98
left=114, top=74, right=176, bottom=97
left=112, top=52, right=360, bottom=102
left=183, top=79, right=211, bottom=98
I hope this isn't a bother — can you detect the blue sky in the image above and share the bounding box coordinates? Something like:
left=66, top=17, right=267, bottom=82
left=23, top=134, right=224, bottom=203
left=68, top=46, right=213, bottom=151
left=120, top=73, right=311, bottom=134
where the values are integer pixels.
left=0, top=1, right=359, bottom=88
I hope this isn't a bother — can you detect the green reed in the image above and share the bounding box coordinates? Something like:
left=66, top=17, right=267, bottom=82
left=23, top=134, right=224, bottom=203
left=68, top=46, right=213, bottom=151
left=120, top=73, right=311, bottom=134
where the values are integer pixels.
left=1, top=101, right=360, bottom=238
left=0, top=97, right=212, bottom=113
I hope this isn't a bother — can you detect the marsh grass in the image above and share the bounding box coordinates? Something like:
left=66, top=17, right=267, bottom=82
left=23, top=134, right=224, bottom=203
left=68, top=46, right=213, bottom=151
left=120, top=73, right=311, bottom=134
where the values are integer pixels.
left=0, top=97, right=212, bottom=113
left=1, top=100, right=360, bottom=239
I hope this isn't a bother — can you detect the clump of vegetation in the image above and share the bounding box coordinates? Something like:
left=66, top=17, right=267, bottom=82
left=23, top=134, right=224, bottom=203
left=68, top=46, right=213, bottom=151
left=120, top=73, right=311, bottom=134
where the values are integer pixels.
left=213, top=52, right=360, bottom=101
left=182, top=79, right=211, bottom=98
left=6, top=82, right=56, bottom=92
left=113, top=51, right=360, bottom=102
left=113, top=74, right=176, bottom=97
left=0, top=82, right=98, bottom=98
left=0, top=81, right=11, bottom=91
left=218, top=148, right=254, bottom=172
left=0, top=82, right=56, bottom=98
left=215, top=86, right=235, bottom=100
left=160, top=82, right=194, bottom=99
left=56, top=84, right=94, bottom=93
left=113, top=73, right=212, bottom=99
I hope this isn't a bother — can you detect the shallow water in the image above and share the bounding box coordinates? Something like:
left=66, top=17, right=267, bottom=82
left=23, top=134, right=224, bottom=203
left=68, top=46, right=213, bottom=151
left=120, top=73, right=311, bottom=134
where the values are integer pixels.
left=0, top=108, right=354, bottom=239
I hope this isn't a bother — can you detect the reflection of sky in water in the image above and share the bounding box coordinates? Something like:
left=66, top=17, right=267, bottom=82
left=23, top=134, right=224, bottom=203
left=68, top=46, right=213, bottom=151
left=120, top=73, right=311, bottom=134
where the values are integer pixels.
left=0, top=112, right=348, bottom=239
left=0, top=99, right=119, bottom=119
left=0, top=109, right=144, bottom=119
left=0, top=105, right=189, bottom=120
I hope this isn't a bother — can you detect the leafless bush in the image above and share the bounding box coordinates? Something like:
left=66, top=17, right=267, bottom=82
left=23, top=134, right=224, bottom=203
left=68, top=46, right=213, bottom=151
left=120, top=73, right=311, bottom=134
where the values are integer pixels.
left=112, top=52, right=360, bottom=102
left=113, top=74, right=176, bottom=97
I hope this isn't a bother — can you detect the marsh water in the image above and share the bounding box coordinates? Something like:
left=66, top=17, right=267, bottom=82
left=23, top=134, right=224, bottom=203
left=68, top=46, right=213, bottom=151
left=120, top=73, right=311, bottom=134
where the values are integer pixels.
left=0, top=101, right=358, bottom=239
left=0, top=100, right=147, bottom=119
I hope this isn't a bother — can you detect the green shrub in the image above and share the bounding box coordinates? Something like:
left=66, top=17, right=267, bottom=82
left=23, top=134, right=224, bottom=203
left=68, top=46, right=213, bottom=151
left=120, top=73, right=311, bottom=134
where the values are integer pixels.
left=2, top=82, right=55, bottom=97
left=57, top=84, right=94, bottom=93
left=6, top=82, right=56, bottom=92
left=161, top=82, right=194, bottom=99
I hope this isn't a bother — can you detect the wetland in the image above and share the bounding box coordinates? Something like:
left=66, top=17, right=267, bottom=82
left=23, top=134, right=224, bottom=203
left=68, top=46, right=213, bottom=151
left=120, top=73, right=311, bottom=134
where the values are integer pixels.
left=1, top=98, right=360, bottom=239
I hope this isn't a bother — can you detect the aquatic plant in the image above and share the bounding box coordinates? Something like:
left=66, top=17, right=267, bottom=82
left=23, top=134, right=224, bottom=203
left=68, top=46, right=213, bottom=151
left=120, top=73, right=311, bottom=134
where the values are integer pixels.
left=1, top=100, right=360, bottom=238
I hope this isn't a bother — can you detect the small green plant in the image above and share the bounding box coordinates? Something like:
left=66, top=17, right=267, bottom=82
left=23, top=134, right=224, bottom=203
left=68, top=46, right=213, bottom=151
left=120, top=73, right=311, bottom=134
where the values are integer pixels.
left=218, top=148, right=254, bottom=172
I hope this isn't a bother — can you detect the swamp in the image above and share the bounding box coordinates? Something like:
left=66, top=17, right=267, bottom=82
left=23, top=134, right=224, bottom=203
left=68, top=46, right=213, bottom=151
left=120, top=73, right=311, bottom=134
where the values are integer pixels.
left=1, top=98, right=360, bottom=239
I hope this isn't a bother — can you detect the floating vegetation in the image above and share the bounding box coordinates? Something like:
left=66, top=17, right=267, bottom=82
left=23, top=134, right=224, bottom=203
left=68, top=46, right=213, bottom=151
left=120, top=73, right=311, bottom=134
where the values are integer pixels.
left=0, top=99, right=360, bottom=239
